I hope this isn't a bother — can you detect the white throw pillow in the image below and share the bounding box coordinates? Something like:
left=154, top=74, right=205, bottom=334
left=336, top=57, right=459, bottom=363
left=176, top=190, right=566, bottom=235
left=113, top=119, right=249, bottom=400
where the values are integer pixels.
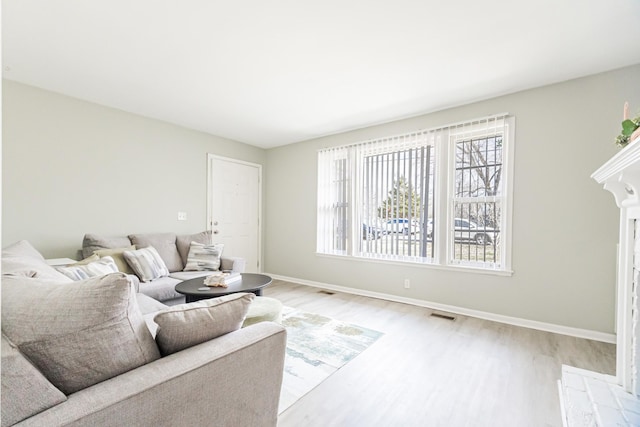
left=123, top=246, right=170, bottom=282
left=153, top=293, right=254, bottom=356
left=55, top=256, right=119, bottom=281
left=183, top=242, right=224, bottom=271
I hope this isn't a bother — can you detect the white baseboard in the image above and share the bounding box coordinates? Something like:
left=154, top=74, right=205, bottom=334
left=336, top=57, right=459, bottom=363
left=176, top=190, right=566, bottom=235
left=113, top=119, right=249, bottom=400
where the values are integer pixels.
left=268, top=273, right=616, bottom=344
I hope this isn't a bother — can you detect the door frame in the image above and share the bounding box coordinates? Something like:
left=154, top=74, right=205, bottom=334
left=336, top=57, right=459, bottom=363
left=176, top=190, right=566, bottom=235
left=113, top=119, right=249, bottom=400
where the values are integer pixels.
left=206, top=153, right=263, bottom=272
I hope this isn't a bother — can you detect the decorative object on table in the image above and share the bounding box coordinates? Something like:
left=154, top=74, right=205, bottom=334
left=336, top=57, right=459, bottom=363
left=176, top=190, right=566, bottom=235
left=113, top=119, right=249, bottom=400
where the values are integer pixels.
left=616, top=102, right=640, bottom=148
left=203, top=271, right=241, bottom=288
left=278, top=307, right=383, bottom=414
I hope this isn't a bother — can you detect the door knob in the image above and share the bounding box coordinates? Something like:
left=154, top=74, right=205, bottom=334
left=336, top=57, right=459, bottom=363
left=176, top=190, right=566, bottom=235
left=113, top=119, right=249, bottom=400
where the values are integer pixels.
left=213, top=230, right=219, bottom=234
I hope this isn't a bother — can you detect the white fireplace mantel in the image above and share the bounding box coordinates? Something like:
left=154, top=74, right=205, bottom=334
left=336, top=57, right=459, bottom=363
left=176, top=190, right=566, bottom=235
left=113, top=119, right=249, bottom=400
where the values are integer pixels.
left=557, top=136, right=640, bottom=426
left=593, top=136, right=640, bottom=209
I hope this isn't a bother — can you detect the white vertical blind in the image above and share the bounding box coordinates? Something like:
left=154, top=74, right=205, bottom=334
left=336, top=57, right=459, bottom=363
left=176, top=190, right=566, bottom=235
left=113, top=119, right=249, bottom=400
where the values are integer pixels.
left=317, top=113, right=512, bottom=272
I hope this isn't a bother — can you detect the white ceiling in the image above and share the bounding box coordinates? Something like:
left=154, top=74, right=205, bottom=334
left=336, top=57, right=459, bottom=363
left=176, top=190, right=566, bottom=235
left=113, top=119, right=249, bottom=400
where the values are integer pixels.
left=3, top=1, right=640, bottom=148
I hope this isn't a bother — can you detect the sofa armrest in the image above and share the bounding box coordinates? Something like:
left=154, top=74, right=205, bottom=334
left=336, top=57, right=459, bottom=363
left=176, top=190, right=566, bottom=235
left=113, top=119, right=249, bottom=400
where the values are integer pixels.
left=126, top=274, right=140, bottom=293
left=15, top=322, right=287, bottom=427
left=220, top=256, right=246, bottom=273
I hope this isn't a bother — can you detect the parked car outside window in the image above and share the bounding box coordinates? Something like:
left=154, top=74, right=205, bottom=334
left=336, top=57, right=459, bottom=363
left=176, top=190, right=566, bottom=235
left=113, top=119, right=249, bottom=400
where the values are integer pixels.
left=426, top=218, right=498, bottom=245
left=382, top=218, right=420, bottom=235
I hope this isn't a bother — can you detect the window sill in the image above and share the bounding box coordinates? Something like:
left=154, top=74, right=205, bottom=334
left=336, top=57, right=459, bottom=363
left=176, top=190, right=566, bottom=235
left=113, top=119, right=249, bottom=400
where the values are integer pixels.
left=316, top=252, right=514, bottom=277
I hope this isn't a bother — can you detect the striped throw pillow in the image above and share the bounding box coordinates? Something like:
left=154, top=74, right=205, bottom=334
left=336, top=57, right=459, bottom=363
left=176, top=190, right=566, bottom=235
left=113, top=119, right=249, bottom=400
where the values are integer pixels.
left=123, top=247, right=169, bottom=282
left=55, top=256, right=119, bottom=281
left=183, top=242, right=224, bottom=271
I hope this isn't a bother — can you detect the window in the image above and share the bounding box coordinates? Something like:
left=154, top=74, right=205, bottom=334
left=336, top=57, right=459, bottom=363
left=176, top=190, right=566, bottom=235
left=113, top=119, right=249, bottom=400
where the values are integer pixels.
left=317, top=114, right=514, bottom=273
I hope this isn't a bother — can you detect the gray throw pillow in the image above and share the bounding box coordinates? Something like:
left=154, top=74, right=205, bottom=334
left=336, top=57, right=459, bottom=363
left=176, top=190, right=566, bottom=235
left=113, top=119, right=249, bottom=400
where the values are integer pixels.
left=1, top=273, right=160, bottom=395
left=176, top=230, right=213, bottom=266
left=128, top=233, right=183, bottom=272
left=1, top=334, right=67, bottom=427
left=153, top=293, right=254, bottom=356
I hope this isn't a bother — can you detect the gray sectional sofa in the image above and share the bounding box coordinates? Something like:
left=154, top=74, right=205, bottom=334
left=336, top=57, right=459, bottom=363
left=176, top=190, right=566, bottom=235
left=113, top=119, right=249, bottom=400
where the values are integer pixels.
left=1, top=240, right=286, bottom=427
left=80, top=230, right=246, bottom=301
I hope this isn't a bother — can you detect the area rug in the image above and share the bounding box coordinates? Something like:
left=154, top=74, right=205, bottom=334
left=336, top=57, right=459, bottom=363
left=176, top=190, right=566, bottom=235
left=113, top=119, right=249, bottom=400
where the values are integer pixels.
left=278, top=307, right=384, bottom=414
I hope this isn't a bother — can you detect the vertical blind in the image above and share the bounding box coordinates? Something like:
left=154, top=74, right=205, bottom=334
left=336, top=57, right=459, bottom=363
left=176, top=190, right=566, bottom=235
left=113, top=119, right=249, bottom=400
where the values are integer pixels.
left=317, top=113, right=511, bottom=271
left=317, top=129, right=440, bottom=260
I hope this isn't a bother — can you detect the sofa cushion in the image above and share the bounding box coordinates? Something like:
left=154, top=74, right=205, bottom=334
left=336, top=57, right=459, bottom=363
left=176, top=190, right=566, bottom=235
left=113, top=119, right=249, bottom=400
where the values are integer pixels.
left=183, top=242, right=224, bottom=272
left=94, top=246, right=136, bottom=274
left=153, top=293, right=254, bottom=356
left=124, top=246, right=170, bottom=282
left=138, top=276, right=182, bottom=301
left=54, top=256, right=119, bottom=281
left=2, top=239, right=46, bottom=260
left=169, top=270, right=212, bottom=281
left=2, top=240, right=73, bottom=283
left=176, top=230, right=212, bottom=266
left=1, top=273, right=160, bottom=395
left=136, top=293, right=169, bottom=337
left=128, top=233, right=183, bottom=272
left=82, top=234, right=132, bottom=259
left=1, top=334, right=67, bottom=427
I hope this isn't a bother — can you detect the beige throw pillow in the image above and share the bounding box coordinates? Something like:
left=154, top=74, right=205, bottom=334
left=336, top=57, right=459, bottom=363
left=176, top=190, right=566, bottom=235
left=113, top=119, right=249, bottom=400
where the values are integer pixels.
left=94, top=246, right=136, bottom=274
left=1, top=273, right=160, bottom=395
left=153, top=293, right=254, bottom=356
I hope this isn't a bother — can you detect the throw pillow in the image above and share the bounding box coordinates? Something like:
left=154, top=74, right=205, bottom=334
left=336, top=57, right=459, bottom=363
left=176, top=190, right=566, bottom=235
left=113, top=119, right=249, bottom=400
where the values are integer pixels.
left=82, top=234, right=132, bottom=259
left=153, top=293, right=254, bottom=356
left=123, top=246, right=170, bottom=282
left=93, top=246, right=136, bottom=274
left=128, top=233, right=183, bottom=272
left=1, top=273, right=160, bottom=395
left=183, top=242, right=224, bottom=271
left=54, top=256, right=119, bottom=281
left=2, top=239, right=46, bottom=260
left=74, top=254, right=100, bottom=265
left=2, top=240, right=73, bottom=283
left=1, top=334, right=67, bottom=427
left=176, top=230, right=213, bottom=266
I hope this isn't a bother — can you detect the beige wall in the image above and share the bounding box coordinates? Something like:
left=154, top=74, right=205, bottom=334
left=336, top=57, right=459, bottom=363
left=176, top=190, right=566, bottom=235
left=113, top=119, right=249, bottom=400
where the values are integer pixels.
left=2, top=80, right=267, bottom=258
left=265, top=64, right=640, bottom=334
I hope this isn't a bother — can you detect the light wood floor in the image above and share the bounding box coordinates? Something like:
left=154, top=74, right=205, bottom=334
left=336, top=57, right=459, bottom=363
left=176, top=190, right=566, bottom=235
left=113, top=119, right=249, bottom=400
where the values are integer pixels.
left=264, top=280, right=615, bottom=427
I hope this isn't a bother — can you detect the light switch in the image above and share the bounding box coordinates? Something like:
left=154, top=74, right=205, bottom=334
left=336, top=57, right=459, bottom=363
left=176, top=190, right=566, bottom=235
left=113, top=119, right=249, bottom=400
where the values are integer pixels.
left=177, top=211, right=187, bottom=221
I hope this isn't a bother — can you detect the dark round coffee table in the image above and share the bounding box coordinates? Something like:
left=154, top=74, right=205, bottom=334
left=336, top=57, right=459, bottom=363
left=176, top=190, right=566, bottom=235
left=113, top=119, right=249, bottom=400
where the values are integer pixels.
left=175, top=273, right=272, bottom=303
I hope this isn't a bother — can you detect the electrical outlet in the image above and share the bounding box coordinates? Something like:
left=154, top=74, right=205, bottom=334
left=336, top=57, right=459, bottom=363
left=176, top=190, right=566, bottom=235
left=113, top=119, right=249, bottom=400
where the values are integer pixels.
left=404, top=279, right=410, bottom=289
left=177, top=211, right=187, bottom=221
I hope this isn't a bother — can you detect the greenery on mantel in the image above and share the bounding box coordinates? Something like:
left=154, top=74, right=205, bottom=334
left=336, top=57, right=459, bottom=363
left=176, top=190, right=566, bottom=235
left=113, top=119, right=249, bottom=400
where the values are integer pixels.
left=616, top=102, right=640, bottom=148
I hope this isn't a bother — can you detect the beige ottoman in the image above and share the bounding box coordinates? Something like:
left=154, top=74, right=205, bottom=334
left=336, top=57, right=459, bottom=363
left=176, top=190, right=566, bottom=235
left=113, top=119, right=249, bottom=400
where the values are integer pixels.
left=242, top=296, right=283, bottom=328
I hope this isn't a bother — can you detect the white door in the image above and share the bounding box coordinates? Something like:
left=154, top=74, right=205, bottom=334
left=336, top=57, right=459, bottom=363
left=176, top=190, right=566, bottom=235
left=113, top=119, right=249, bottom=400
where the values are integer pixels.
left=207, top=154, right=261, bottom=273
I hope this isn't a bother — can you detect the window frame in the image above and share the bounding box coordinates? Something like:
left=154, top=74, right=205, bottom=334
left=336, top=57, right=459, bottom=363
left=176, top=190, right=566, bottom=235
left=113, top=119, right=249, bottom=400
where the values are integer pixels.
left=316, top=114, right=515, bottom=276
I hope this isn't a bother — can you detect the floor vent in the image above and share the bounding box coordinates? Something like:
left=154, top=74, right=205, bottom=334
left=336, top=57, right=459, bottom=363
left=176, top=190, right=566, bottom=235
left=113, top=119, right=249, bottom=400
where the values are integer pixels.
left=318, top=290, right=335, bottom=295
left=430, top=312, right=456, bottom=321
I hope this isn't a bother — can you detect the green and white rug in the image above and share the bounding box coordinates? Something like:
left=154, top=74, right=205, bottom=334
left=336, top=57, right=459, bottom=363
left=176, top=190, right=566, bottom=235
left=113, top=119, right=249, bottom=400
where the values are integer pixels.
left=278, top=307, right=384, bottom=414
